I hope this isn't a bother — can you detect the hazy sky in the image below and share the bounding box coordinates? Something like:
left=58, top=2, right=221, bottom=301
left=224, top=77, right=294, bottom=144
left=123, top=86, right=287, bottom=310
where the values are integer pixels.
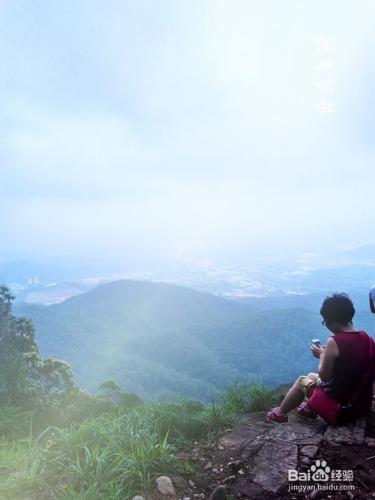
left=1, top=1, right=375, bottom=264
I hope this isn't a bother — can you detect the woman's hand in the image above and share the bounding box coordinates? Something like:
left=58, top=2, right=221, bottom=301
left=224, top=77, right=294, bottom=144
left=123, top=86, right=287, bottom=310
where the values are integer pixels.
left=311, top=344, right=325, bottom=358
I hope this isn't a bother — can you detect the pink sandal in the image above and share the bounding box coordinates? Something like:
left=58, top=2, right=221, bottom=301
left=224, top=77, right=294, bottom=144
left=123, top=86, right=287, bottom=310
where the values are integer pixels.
left=266, top=407, right=288, bottom=423
left=297, top=401, right=317, bottom=419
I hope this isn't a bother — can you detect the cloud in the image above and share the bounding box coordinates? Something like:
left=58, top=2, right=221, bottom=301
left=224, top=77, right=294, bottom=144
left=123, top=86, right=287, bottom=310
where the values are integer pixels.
left=1, top=1, right=375, bottom=260
left=2, top=106, right=143, bottom=197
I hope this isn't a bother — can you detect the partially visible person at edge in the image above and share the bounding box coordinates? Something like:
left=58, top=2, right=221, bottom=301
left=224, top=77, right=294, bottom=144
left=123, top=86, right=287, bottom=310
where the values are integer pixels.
left=266, top=293, right=375, bottom=424
left=370, top=285, right=375, bottom=313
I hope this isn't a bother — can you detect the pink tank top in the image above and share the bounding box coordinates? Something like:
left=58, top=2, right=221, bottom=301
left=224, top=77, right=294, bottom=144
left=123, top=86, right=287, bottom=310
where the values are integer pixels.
left=328, top=331, right=374, bottom=413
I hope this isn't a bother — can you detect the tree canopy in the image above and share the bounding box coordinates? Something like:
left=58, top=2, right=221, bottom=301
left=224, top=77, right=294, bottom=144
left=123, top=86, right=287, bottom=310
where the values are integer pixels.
left=0, top=285, right=75, bottom=408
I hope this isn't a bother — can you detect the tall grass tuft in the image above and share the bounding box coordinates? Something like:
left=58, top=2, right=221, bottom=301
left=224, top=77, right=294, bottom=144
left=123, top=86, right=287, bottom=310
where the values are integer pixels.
left=221, top=382, right=276, bottom=413
left=0, top=382, right=276, bottom=499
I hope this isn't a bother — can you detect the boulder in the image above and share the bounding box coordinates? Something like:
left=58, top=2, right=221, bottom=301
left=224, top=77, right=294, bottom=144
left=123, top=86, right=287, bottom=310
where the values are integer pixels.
left=156, top=475, right=176, bottom=496
left=208, top=485, right=226, bottom=500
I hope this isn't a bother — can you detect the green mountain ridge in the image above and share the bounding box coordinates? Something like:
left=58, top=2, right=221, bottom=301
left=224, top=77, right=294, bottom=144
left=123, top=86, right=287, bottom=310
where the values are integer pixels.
left=13, top=280, right=375, bottom=401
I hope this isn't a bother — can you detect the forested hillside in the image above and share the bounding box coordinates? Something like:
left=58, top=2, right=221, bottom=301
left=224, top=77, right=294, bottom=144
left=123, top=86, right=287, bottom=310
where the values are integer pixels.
left=15, top=280, right=374, bottom=401
left=0, top=283, right=283, bottom=499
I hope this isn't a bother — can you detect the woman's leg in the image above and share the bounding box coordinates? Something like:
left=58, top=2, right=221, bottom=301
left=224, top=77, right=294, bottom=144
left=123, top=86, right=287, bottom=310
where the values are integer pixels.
left=278, top=378, right=306, bottom=414
left=307, top=373, right=318, bottom=382
left=278, top=372, right=318, bottom=414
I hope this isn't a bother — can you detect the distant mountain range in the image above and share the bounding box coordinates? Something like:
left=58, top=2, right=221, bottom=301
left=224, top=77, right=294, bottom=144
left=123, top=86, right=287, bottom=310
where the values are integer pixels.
left=3, top=245, right=375, bottom=305
left=14, top=280, right=375, bottom=401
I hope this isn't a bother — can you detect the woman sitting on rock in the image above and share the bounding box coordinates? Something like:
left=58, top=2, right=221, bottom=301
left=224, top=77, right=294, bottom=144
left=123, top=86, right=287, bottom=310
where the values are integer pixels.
left=266, top=293, right=375, bottom=424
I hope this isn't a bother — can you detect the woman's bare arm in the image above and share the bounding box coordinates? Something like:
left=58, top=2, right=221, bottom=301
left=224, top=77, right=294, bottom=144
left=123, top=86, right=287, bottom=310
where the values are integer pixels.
left=318, top=337, right=339, bottom=381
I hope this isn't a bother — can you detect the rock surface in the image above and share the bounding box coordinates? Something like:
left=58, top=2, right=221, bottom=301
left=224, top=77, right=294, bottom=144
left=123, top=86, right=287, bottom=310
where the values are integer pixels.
left=323, top=417, right=366, bottom=446
left=170, top=475, right=188, bottom=489
left=169, top=404, right=375, bottom=499
left=300, top=444, right=319, bottom=459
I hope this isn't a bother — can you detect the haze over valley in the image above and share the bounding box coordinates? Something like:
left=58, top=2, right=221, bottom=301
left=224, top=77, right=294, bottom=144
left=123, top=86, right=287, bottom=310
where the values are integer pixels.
left=8, top=245, right=375, bottom=401
left=4, top=244, right=375, bottom=306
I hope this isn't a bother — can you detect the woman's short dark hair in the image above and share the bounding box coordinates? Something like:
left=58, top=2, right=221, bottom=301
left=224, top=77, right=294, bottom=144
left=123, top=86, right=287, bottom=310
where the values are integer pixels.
left=320, top=293, right=355, bottom=325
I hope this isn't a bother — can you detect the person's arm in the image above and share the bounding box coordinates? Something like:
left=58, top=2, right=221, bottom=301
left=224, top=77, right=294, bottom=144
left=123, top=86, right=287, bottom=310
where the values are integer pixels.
left=311, top=337, right=339, bottom=381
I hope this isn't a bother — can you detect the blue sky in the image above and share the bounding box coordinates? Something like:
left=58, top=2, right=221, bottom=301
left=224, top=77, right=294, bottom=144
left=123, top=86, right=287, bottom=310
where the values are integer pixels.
left=1, top=1, right=375, bottom=264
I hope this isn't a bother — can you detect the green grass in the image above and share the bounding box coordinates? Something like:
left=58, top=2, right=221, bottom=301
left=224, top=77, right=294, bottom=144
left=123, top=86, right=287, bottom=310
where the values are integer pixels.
left=220, top=381, right=277, bottom=413
left=0, top=382, right=276, bottom=499
left=0, top=407, right=36, bottom=440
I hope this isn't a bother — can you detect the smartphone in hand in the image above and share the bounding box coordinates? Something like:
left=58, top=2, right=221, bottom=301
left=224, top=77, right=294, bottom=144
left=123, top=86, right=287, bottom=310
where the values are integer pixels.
left=311, top=339, right=322, bottom=348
